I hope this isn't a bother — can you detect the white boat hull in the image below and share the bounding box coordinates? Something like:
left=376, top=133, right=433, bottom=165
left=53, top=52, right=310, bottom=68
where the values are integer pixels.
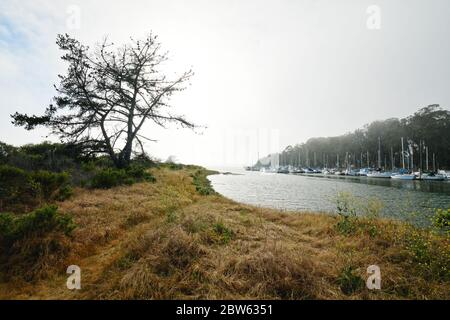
left=421, top=175, right=446, bottom=181
left=367, top=172, right=392, bottom=178
left=391, top=174, right=416, bottom=180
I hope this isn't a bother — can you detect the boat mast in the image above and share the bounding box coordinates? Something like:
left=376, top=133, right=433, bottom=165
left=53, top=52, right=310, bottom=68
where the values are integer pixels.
left=377, top=137, right=381, bottom=169
left=419, top=140, right=423, bottom=173
left=401, top=137, right=405, bottom=169
left=391, top=147, right=394, bottom=171
left=367, top=151, right=369, bottom=168
left=433, top=153, right=436, bottom=172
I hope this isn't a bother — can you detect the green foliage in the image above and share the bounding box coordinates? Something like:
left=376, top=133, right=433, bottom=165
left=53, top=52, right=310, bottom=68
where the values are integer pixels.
left=0, top=165, right=72, bottom=211
left=336, top=217, right=357, bottom=235
left=335, top=192, right=357, bottom=217
left=126, top=165, right=156, bottom=182
left=432, top=208, right=450, bottom=235
left=166, top=211, right=178, bottom=224
left=55, top=185, right=74, bottom=201
left=0, top=165, right=39, bottom=211
left=0, top=141, right=87, bottom=172
left=334, top=193, right=384, bottom=237
left=403, top=228, right=449, bottom=281
left=191, top=170, right=215, bottom=196
left=131, top=153, right=158, bottom=168
left=335, top=192, right=358, bottom=235
left=0, top=205, right=75, bottom=250
left=31, top=170, right=70, bottom=201
left=91, top=166, right=156, bottom=189
left=165, top=162, right=183, bottom=170
left=212, top=222, right=234, bottom=244
left=337, top=266, right=365, bottom=295
left=91, top=168, right=129, bottom=189
left=275, top=105, right=450, bottom=169
left=0, top=206, right=75, bottom=281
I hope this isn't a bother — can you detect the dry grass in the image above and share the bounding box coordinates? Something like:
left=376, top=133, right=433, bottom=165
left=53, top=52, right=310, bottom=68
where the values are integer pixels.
left=0, top=166, right=448, bottom=300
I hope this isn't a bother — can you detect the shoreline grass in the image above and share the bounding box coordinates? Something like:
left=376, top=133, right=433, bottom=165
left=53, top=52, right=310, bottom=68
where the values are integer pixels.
left=0, top=165, right=448, bottom=300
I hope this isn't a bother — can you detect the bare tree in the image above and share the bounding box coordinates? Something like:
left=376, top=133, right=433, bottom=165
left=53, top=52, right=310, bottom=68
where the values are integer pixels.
left=12, top=33, right=195, bottom=168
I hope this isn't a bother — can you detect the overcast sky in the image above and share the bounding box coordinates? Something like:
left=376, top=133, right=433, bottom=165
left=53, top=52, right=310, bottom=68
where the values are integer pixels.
left=1, top=0, right=449, bottom=167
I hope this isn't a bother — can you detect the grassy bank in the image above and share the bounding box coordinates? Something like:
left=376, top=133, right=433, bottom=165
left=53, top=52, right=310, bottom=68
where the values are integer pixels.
left=0, top=165, right=448, bottom=299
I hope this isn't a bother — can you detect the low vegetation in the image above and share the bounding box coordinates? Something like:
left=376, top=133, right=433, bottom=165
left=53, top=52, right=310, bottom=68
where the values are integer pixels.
left=0, top=142, right=157, bottom=213
left=0, top=205, right=75, bottom=281
left=0, top=164, right=448, bottom=300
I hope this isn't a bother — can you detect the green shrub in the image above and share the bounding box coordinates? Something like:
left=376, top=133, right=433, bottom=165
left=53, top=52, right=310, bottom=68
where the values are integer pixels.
left=337, top=266, right=365, bottom=295
left=212, top=222, right=234, bottom=244
left=0, top=165, right=72, bottom=211
left=191, top=170, right=215, bottom=196
left=0, top=165, right=39, bottom=211
left=0, top=205, right=75, bottom=281
left=55, top=185, right=74, bottom=201
left=0, top=205, right=75, bottom=249
left=334, top=192, right=358, bottom=235
left=91, top=168, right=128, bottom=189
left=126, top=165, right=156, bottom=183
left=31, top=170, right=70, bottom=201
left=131, top=153, right=157, bottom=168
left=403, top=228, right=449, bottom=281
left=165, top=162, right=183, bottom=170
left=432, top=208, right=450, bottom=235
left=336, top=217, right=357, bottom=235
left=91, top=167, right=156, bottom=189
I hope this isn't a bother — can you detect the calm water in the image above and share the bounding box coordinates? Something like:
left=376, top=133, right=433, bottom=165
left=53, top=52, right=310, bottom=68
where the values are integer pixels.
left=208, top=168, right=450, bottom=225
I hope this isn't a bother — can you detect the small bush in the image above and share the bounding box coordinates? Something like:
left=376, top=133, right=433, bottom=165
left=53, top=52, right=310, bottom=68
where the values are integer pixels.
left=0, top=165, right=39, bottom=211
left=126, top=165, right=156, bottom=183
left=403, top=228, right=449, bottom=281
left=0, top=205, right=75, bottom=246
left=55, top=185, right=74, bottom=201
left=211, top=222, right=234, bottom=244
left=337, top=266, right=365, bottom=295
left=91, top=168, right=128, bottom=189
left=91, top=167, right=155, bottom=189
left=334, top=192, right=358, bottom=235
left=0, top=205, right=76, bottom=280
left=432, top=208, right=450, bottom=235
left=336, top=216, right=357, bottom=235
left=0, top=165, right=72, bottom=211
left=165, top=162, right=183, bottom=170
left=191, top=170, right=215, bottom=196
left=31, top=170, right=70, bottom=201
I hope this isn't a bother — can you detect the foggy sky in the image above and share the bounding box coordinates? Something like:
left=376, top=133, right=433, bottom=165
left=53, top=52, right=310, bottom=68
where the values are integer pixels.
left=1, top=0, right=449, bottom=166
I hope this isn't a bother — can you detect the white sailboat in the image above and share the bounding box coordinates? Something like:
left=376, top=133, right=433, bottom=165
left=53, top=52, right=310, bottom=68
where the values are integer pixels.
left=421, top=173, right=447, bottom=181
left=391, top=138, right=416, bottom=180
left=391, top=174, right=416, bottom=180
left=367, top=171, right=392, bottom=178
left=367, top=137, right=392, bottom=178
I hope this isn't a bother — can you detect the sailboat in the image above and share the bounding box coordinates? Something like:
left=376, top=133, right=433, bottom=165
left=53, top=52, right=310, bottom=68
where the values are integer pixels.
left=391, top=173, right=416, bottom=180
left=367, top=137, right=391, bottom=178
left=421, top=172, right=447, bottom=181
left=390, top=137, right=415, bottom=180
left=367, top=171, right=392, bottom=178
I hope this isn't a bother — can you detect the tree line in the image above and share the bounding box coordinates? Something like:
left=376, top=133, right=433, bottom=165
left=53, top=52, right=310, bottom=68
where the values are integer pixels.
left=275, top=105, right=450, bottom=171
